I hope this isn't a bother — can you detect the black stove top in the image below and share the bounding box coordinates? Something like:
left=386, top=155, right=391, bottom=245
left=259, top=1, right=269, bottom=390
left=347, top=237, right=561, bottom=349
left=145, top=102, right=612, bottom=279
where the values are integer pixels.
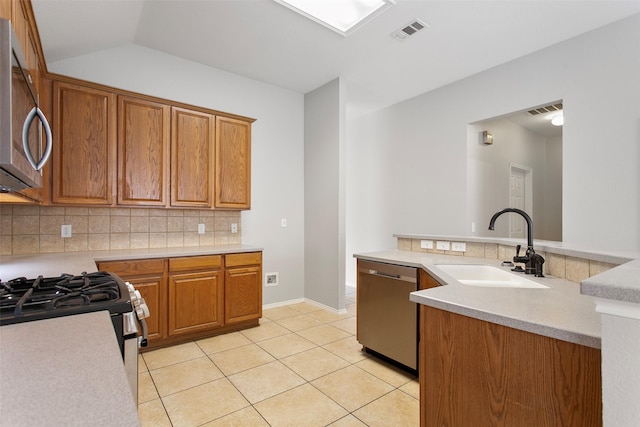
left=0, top=271, right=133, bottom=325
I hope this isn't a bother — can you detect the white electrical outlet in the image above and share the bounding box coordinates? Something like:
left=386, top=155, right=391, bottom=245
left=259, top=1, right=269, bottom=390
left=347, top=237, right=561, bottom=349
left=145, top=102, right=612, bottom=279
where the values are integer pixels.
left=436, top=241, right=450, bottom=251
left=452, top=242, right=466, bottom=252
left=265, top=272, right=279, bottom=287
left=61, top=224, right=72, bottom=238
left=281, top=218, right=287, bottom=228
left=420, top=240, right=433, bottom=249
left=231, top=223, right=238, bottom=233
left=198, top=223, right=205, bottom=234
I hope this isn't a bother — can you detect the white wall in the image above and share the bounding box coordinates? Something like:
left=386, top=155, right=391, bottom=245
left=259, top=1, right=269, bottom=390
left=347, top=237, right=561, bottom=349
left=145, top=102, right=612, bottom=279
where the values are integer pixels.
left=544, top=136, right=563, bottom=241
left=347, top=14, right=640, bottom=287
left=48, top=44, right=306, bottom=305
left=304, top=79, right=346, bottom=310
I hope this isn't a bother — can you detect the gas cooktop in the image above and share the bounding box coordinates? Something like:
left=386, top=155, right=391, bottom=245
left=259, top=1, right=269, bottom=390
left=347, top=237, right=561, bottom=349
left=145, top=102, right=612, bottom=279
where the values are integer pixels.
left=0, top=271, right=132, bottom=325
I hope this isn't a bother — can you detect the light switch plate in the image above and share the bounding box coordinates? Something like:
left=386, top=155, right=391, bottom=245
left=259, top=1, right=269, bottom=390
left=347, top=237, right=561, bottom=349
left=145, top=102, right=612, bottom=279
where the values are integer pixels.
left=231, top=223, right=238, bottom=233
left=420, top=240, right=433, bottom=249
left=198, top=224, right=205, bottom=234
left=436, top=241, right=450, bottom=251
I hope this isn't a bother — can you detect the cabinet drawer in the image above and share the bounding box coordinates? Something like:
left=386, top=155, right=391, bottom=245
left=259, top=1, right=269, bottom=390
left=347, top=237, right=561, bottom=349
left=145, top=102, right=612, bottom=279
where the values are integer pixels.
left=169, top=255, right=222, bottom=272
left=225, top=252, right=262, bottom=267
left=98, top=258, right=165, bottom=276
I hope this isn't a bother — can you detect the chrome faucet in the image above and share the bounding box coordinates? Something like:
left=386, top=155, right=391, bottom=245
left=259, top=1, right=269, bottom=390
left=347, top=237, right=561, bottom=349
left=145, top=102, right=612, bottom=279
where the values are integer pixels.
left=488, top=208, right=545, bottom=277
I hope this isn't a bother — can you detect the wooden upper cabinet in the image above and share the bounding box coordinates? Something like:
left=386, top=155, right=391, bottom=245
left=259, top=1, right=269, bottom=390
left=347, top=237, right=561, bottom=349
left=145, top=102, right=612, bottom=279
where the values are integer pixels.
left=10, top=1, right=28, bottom=54
left=170, top=107, right=215, bottom=208
left=52, top=81, right=116, bottom=205
left=0, top=1, right=11, bottom=20
left=117, top=96, right=170, bottom=206
left=215, top=116, right=251, bottom=209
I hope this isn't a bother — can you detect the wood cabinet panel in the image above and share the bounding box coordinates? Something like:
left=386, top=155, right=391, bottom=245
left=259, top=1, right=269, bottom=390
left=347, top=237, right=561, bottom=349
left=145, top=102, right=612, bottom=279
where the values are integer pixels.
left=170, top=107, right=215, bottom=208
left=0, top=0, right=11, bottom=20
left=117, top=96, right=169, bottom=206
left=98, top=258, right=168, bottom=342
left=225, top=252, right=262, bottom=268
left=225, top=266, right=262, bottom=324
left=52, top=81, right=115, bottom=205
left=169, top=255, right=222, bottom=272
left=419, top=269, right=441, bottom=290
left=169, top=270, right=224, bottom=336
left=215, top=116, right=251, bottom=209
left=98, top=258, right=165, bottom=276
left=420, top=306, right=602, bottom=427
left=124, top=274, right=167, bottom=341
left=11, top=1, right=27, bottom=53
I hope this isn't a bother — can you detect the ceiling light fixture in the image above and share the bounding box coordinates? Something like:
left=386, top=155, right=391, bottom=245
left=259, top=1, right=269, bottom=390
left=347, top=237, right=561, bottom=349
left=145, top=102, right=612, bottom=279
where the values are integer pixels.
left=550, top=113, right=564, bottom=126
left=274, top=0, right=395, bottom=36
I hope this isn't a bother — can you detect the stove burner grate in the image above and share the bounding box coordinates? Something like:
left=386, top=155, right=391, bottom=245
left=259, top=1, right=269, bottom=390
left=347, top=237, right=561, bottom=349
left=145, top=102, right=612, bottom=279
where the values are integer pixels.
left=0, top=272, right=126, bottom=320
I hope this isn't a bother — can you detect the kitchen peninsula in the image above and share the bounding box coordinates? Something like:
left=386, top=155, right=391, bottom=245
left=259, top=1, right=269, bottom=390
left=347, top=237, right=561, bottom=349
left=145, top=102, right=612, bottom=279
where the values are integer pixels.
left=355, top=234, right=640, bottom=427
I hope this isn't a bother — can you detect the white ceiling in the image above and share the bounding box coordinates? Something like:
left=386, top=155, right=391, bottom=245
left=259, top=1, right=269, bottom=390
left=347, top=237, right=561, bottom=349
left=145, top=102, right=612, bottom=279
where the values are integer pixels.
left=32, top=0, right=640, bottom=117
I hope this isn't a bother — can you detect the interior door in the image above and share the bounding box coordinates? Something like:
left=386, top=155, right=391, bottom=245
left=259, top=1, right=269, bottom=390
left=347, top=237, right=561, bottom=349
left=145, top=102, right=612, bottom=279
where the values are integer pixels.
left=509, top=165, right=531, bottom=238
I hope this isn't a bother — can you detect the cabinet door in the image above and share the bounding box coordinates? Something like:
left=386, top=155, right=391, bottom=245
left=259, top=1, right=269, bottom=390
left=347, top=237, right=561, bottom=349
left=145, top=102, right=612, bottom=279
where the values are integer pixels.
left=170, top=107, right=214, bottom=208
left=98, top=258, right=168, bottom=343
left=225, top=266, right=262, bottom=324
left=52, top=81, right=116, bottom=204
left=168, top=270, right=224, bottom=336
left=118, top=96, right=170, bottom=206
left=124, top=274, right=167, bottom=341
left=215, top=116, right=251, bottom=209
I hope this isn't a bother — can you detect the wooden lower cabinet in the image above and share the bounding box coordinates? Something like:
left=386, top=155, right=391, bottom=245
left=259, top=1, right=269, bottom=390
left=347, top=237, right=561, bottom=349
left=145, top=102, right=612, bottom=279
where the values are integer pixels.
left=97, top=258, right=167, bottom=342
left=420, top=305, right=602, bottom=427
left=224, top=252, right=262, bottom=324
left=168, top=256, right=224, bottom=336
left=98, top=252, right=262, bottom=349
left=419, top=269, right=442, bottom=290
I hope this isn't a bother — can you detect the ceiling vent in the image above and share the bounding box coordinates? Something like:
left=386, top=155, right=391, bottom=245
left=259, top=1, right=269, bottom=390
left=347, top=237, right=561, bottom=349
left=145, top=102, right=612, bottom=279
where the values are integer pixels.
left=527, top=103, right=563, bottom=115
left=391, top=19, right=428, bottom=41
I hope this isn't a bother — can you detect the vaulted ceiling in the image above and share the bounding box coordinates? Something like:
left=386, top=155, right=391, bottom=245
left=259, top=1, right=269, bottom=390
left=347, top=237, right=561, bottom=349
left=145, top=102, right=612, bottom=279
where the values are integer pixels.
left=32, top=0, right=640, bottom=116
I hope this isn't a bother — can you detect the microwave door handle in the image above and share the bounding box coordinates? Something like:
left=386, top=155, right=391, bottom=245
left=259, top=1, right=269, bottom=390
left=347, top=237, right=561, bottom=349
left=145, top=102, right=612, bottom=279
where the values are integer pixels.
left=22, top=107, right=53, bottom=171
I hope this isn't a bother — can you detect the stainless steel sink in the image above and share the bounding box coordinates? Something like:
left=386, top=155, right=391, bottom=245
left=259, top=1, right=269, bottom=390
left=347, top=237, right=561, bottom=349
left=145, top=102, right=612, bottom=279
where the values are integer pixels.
left=435, top=264, right=549, bottom=288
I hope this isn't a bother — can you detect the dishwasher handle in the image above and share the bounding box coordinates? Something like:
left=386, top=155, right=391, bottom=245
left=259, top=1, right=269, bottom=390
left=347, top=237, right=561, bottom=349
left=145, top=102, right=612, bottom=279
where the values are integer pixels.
left=368, top=269, right=400, bottom=279
left=360, top=267, right=417, bottom=284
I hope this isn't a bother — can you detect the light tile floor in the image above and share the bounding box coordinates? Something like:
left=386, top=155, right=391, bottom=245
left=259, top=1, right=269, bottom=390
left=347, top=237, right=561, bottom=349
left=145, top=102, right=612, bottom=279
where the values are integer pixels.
left=137, top=287, right=420, bottom=426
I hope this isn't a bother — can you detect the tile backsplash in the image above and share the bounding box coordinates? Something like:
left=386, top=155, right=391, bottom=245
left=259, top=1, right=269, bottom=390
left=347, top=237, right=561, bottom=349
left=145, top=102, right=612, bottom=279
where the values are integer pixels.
left=0, top=205, right=241, bottom=255
left=397, top=237, right=617, bottom=284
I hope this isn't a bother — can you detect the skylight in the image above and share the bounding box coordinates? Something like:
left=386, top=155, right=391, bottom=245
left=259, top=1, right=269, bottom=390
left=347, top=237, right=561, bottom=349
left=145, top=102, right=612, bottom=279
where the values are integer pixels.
left=274, top=0, right=395, bottom=36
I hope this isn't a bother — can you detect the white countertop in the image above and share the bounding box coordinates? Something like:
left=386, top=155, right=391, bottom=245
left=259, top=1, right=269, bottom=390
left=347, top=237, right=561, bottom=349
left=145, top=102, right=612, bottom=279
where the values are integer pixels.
left=0, top=311, right=140, bottom=427
left=0, top=244, right=263, bottom=280
left=354, top=250, right=601, bottom=349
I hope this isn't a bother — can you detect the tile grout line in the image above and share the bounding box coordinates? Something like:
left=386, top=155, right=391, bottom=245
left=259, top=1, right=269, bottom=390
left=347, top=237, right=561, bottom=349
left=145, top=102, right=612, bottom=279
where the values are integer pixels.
left=138, top=301, right=418, bottom=426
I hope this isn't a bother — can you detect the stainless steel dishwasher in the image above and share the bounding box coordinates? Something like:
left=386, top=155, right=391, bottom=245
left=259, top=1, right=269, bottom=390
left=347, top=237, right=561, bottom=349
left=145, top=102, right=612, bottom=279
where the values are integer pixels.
left=357, top=260, right=418, bottom=370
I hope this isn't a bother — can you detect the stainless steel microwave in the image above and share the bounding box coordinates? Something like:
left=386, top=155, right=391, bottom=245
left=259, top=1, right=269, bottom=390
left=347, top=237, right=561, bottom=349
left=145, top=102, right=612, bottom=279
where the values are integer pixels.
left=0, top=17, right=51, bottom=193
